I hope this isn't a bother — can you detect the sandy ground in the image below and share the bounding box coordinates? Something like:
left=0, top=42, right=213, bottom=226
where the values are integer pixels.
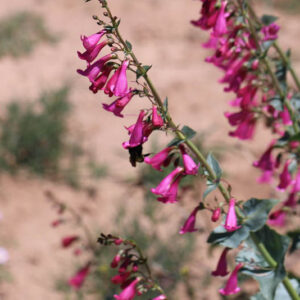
left=0, top=0, right=300, bottom=299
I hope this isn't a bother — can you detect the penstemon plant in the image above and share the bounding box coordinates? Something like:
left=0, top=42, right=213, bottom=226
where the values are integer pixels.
left=74, top=0, right=300, bottom=299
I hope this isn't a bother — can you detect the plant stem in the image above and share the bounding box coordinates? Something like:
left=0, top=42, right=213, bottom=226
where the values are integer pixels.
left=102, top=2, right=299, bottom=299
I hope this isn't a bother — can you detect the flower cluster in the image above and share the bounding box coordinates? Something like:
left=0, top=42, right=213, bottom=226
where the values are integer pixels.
left=192, top=0, right=300, bottom=226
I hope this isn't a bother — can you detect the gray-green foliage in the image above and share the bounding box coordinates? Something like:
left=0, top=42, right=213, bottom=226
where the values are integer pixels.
left=0, top=11, right=56, bottom=58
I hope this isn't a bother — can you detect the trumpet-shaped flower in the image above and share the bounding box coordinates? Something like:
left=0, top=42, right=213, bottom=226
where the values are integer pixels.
left=80, top=30, right=106, bottom=50
left=211, top=207, right=221, bottom=222
left=62, top=235, right=79, bottom=248
left=152, top=105, right=164, bottom=127
left=219, top=263, right=243, bottom=295
left=69, top=264, right=90, bottom=290
left=114, top=278, right=139, bottom=300
left=144, top=147, right=173, bottom=171
left=77, top=40, right=108, bottom=63
left=179, top=206, right=199, bottom=234
left=212, top=248, right=229, bottom=276
left=224, top=198, right=241, bottom=232
left=179, top=144, right=199, bottom=175
left=277, top=160, right=292, bottom=191
left=103, top=92, right=134, bottom=118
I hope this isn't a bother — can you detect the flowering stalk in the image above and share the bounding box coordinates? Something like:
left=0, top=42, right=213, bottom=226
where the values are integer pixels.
left=80, top=1, right=300, bottom=298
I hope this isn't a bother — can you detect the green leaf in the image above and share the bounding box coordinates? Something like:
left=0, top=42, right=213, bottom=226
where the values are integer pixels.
left=125, top=40, right=132, bottom=51
left=240, top=226, right=290, bottom=299
left=136, top=65, right=152, bottom=80
left=167, top=137, right=182, bottom=147
left=261, top=14, right=279, bottom=26
left=261, top=40, right=274, bottom=54
left=163, top=97, right=168, bottom=113
left=275, top=57, right=288, bottom=91
left=242, top=198, right=279, bottom=232
left=206, top=153, right=222, bottom=179
left=207, top=225, right=249, bottom=248
left=181, top=125, right=196, bottom=140
left=203, top=181, right=217, bottom=199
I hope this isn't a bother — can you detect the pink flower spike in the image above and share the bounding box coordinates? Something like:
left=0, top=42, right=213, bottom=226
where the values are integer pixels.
left=68, top=264, right=90, bottom=290
left=61, top=236, right=79, bottom=248
left=103, top=92, right=134, bottom=118
left=152, top=105, right=164, bottom=127
left=77, top=40, right=108, bottom=63
left=277, top=160, right=292, bottom=191
left=144, top=147, right=173, bottom=171
left=80, top=30, right=106, bottom=50
left=213, top=1, right=228, bottom=37
left=152, top=295, right=167, bottom=300
left=122, top=110, right=148, bottom=149
left=219, top=263, right=243, bottom=296
left=223, top=198, right=241, bottom=232
left=211, top=207, right=221, bottom=222
left=151, top=167, right=184, bottom=197
left=179, top=206, right=200, bottom=234
left=212, top=248, right=230, bottom=277
left=114, top=278, right=139, bottom=300
left=179, top=144, right=199, bottom=175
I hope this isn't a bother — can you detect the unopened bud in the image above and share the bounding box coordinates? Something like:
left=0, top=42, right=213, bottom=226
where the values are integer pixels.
left=92, top=15, right=98, bottom=20
left=211, top=207, right=221, bottom=222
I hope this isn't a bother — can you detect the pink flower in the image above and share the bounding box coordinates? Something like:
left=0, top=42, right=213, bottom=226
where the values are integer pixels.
left=77, top=40, right=108, bottom=63
left=212, top=248, right=229, bottom=277
left=152, top=106, right=164, bottom=127
left=277, top=160, right=292, bottom=191
left=219, top=263, right=243, bottom=295
left=61, top=235, right=79, bottom=248
left=114, top=278, right=139, bottom=300
left=279, top=107, right=292, bottom=126
left=68, top=264, right=90, bottom=290
left=151, top=167, right=184, bottom=202
left=144, top=147, right=173, bottom=171
left=89, top=63, right=114, bottom=93
left=284, top=192, right=297, bottom=208
left=157, top=174, right=183, bottom=204
left=211, top=207, right=221, bottom=222
left=80, top=30, right=106, bottom=50
left=111, top=272, right=131, bottom=285
left=77, top=53, right=115, bottom=82
left=179, top=206, right=199, bottom=234
left=111, top=254, right=122, bottom=268
left=103, top=92, right=134, bottom=118
left=253, top=140, right=276, bottom=172
left=51, top=219, right=64, bottom=227
left=179, top=144, right=199, bottom=175
left=152, top=295, right=167, bottom=300
left=262, top=23, right=280, bottom=41
left=292, top=169, right=300, bottom=193
left=213, top=1, right=228, bottom=37
left=105, top=60, right=130, bottom=97
left=268, top=209, right=286, bottom=227
left=122, top=110, right=149, bottom=149
left=223, top=198, right=241, bottom=232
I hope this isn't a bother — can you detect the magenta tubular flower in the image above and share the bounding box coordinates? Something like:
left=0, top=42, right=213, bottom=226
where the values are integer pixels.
left=61, top=235, right=79, bottom=248
left=179, top=144, right=199, bottom=175
left=211, top=207, right=221, bottom=222
left=213, top=1, right=228, bottom=37
left=122, top=110, right=148, bottom=149
left=219, top=263, right=243, bottom=296
left=277, top=160, right=292, bottom=191
left=279, top=107, right=292, bottom=126
left=105, top=60, right=130, bottom=97
left=152, top=296, right=167, bottom=300
left=80, top=30, right=106, bottom=50
left=151, top=166, right=184, bottom=198
left=152, top=105, right=164, bottom=127
left=144, top=147, right=173, bottom=171
left=253, top=140, right=276, bottom=172
left=111, top=272, right=131, bottom=285
left=284, top=192, right=297, bottom=208
left=114, top=278, right=139, bottom=300
left=77, top=40, right=108, bottom=63
left=262, top=23, right=280, bottom=41
left=68, top=264, right=90, bottom=290
left=89, top=64, right=114, bottom=93
left=103, top=92, right=134, bottom=118
left=111, top=254, right=122, bottom=268
left=224, top=198, right=241, bottom=232
left=268, top=209, right=286, bottom=227
left=157, top=174, right=183, bottom=204
left=77, top=53, right=115, bottom=82
left=179, top=206, right=199, bottom=234
left=212, top=248, right=229, bottom=277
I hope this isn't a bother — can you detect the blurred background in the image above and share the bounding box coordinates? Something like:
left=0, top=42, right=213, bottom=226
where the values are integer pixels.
left=0, top=0, right=300, bottom=299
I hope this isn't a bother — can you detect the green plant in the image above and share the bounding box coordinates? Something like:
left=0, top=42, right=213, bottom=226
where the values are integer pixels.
left=0, top=11, right=57, bottom=58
